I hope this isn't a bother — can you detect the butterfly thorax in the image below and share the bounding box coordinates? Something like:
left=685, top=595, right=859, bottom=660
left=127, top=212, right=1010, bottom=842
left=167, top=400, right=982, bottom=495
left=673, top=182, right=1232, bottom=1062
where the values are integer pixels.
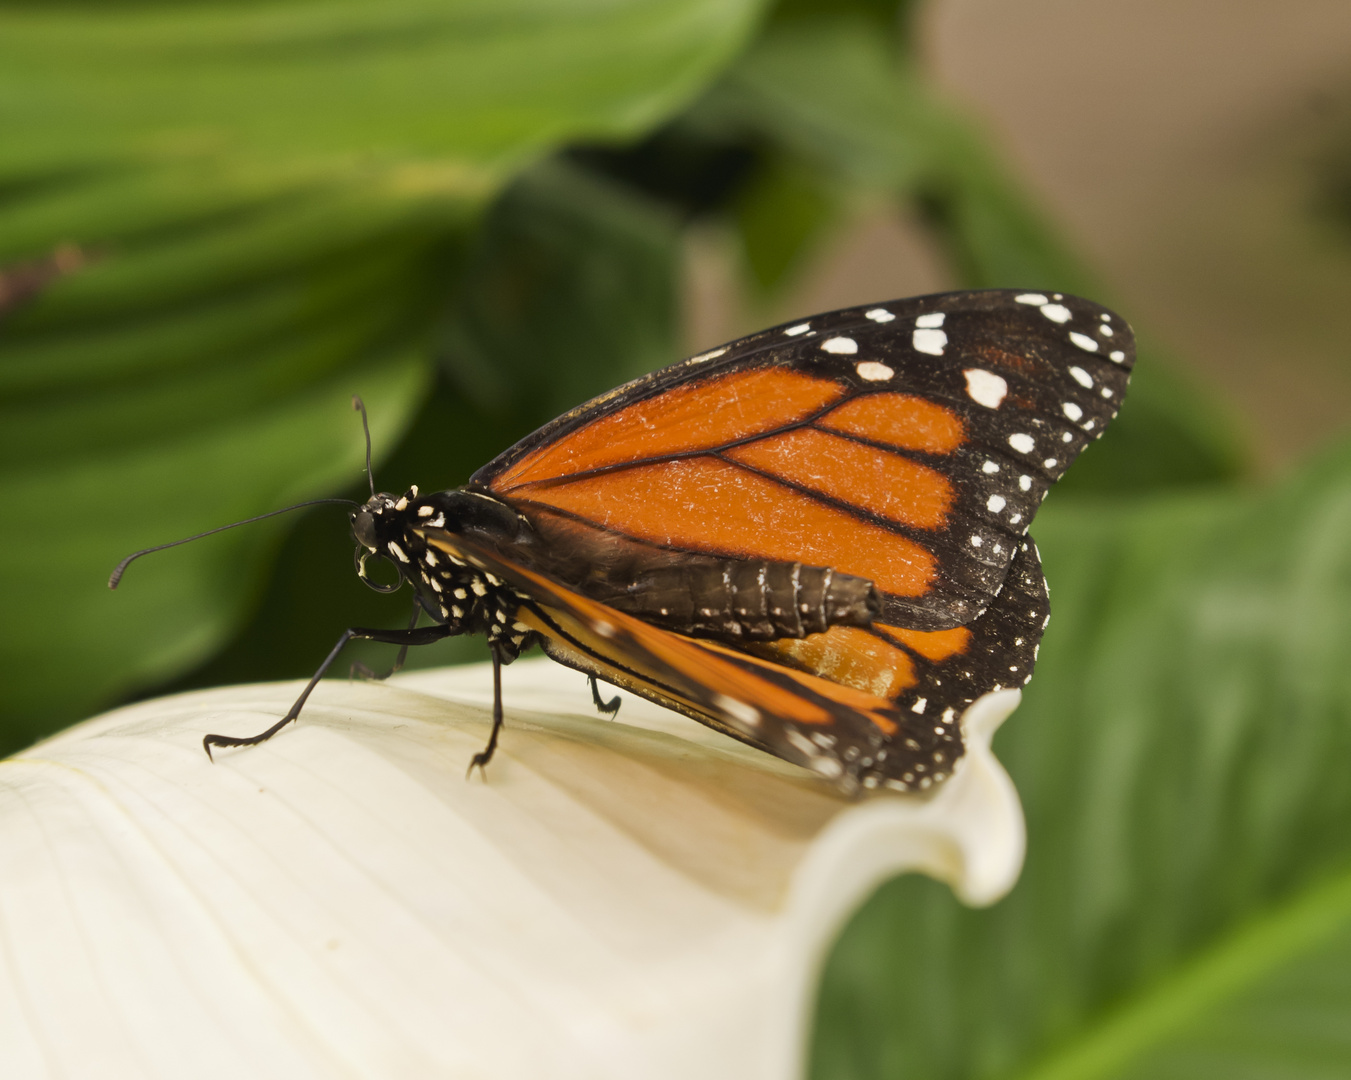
left=350, top=487, right=536, bottom=659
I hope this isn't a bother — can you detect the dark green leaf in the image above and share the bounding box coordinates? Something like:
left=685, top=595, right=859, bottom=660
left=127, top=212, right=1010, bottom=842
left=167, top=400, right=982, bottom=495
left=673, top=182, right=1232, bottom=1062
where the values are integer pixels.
left=733, top=152, right=840, bottom=295
left=439, top=156, right=682, bottom=419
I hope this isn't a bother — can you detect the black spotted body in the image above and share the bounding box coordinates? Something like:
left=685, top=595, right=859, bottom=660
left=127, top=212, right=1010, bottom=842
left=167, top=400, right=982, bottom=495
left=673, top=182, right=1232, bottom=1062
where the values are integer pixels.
left=353, top=487, right=538, bottom=662
left=353, top=486, right=877, bottom=658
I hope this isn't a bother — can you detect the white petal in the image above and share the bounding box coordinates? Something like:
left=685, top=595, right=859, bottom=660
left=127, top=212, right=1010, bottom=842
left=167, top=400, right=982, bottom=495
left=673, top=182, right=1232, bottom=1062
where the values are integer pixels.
left=0, top=659, right=1024, bottom=1078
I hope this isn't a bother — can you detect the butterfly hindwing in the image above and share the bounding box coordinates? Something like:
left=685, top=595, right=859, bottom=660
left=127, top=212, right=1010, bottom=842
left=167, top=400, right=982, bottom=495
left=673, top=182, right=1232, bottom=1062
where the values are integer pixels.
left=418, top=526, right=1048, bottom=793
left=472, top=290, right=1132, bottom=632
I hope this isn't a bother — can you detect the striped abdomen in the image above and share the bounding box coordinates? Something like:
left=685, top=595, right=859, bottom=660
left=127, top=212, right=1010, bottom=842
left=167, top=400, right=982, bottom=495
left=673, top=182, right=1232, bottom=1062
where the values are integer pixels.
left=598, top=559, right=878, bottom=643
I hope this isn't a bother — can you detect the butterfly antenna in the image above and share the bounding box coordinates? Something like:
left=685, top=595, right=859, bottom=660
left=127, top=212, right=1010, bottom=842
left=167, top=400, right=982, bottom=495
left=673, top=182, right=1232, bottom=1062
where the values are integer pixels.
left=108, top=498, right=358, bottom=589
left=352, top=395, right=375, bottom=498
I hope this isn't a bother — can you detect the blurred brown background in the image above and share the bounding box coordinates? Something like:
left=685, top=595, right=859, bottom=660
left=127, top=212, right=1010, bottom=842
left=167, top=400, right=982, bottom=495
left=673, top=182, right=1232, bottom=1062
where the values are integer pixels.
left=690, top=0, right=1351, bottom=473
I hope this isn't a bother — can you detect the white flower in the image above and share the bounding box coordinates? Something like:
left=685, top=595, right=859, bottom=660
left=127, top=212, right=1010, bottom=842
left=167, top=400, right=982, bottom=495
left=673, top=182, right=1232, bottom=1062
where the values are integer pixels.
left=0, top=658, right=1024, bottom=1078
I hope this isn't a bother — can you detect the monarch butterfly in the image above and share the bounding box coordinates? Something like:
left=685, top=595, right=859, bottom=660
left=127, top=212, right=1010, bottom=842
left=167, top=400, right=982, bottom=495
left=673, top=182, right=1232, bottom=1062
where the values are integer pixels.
left=112, top=289, right=1133, bottom=794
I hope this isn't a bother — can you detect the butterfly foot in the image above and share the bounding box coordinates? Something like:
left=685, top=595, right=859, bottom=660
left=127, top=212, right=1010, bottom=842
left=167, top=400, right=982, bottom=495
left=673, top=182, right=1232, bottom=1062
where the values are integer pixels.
left=589, top=674, right=621, bottom=718
left=465, top=749, right=494, bottom=781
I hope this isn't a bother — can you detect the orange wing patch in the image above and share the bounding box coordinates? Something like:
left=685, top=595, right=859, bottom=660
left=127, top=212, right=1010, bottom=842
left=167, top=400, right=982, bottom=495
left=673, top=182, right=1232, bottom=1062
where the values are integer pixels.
left=511, top=456, right=937, bottom=597
left=817, top=393, right=965, bottom=454
left=876, top=623, right=972, bottom=662
left=759, top=626, right=917, bottom=702
left=495, top=367, right=846, bottom=491
left=725, top=427, right=954, bottom=530
left=685, top=638, right=901, bottom=734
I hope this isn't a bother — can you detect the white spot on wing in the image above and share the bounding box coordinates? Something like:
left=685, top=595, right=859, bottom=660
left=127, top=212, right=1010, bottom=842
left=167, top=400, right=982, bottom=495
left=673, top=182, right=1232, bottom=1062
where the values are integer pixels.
left=1015, top=293, right=1048, bottom=305
left=1009, top=433, right=1035, bottom=454
left=714, top=694, right=761, bottom=728
left=1019, top=475, right=1033, bottom=491
left=913, top=328, right=947, bottom=355
left=987, top=494, right=1006, bottom=512
left=911, top=697, right=928, bottom=714
left=1041, top=303, right=1072, bottom=323
left=689, top=346, right=727, bottom=364
left=1069, top=365, right=1093, bottom=388
left=787, top=729, right=817, bottom=756
left=915, top=312, right=945, bottom=328
left=982, top=460, right=1000, bottom=474
left=812, top=758, right=844, bottom=779
left=785, top=323, right=811, bottom=336
left=970, top=535, right=983, bottom=547
left=1069, top=331, right=1099, bottom=352
left=856, top=361, right=894, bottom=381
left=964, top=368, right=1007, bottom=408
left=1109, top=350, right=1126, bottom=363
left=821, top=336, right=858, bottom=354
left=865, top=308, right=895, bottom=323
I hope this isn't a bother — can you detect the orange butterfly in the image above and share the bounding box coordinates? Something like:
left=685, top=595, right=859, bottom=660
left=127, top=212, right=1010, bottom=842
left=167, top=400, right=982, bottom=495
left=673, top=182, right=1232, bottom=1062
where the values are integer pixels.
left=178, top=290, right=1132, bottom=794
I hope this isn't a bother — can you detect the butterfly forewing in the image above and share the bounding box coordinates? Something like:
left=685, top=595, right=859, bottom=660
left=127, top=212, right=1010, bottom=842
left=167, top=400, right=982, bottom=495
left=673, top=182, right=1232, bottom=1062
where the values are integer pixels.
left=472, top=290, right=1132, bottom=633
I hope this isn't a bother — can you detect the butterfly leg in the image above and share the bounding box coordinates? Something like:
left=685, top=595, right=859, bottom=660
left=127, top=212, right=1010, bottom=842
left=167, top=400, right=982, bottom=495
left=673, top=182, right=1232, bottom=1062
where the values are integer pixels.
left=203, top=622, right=453, bottom=760
left=467, top=643, right=506, bottom=779
left=588, top=674, right=621, bottom=718
left=350, top=599, right=421, bottom=681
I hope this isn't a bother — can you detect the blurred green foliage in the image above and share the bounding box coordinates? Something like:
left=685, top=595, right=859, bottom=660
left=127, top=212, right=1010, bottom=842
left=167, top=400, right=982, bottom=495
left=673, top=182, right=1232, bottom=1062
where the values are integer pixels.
left=2, top=1, right=1347, bottom=1077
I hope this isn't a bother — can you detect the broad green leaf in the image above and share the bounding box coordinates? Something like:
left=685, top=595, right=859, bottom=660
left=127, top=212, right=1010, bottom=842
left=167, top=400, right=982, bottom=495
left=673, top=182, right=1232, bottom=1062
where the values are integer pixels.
left=0, top=0, right=768, bottom=749
left=0, top=0, right=765, bottom=180
left=811, top=437, right=1351, bottom=1079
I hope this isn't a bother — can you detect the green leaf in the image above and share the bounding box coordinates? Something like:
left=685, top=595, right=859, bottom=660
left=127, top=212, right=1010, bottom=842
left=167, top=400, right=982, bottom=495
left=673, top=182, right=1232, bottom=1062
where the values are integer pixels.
left=811, top=437, right=1351, bottom=1079
left=0, top=0, right=766, bottom=179
left=440, top=155, right=682, bottom=419
left=1023, top=867, right=1351, bottom=1080
left=0, top=0, right=768, bottom=749
left=733, top=151, right=840, bottom=296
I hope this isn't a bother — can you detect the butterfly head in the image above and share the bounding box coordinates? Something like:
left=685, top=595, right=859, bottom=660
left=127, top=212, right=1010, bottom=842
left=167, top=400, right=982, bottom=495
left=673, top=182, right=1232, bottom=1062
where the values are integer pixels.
left=350, top=486, right=421, bottom=593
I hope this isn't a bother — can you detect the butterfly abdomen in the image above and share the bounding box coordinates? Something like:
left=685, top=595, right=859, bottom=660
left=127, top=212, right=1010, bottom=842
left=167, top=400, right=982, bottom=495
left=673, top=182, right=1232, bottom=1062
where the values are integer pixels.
left=596, top=559, right=877, bottom=643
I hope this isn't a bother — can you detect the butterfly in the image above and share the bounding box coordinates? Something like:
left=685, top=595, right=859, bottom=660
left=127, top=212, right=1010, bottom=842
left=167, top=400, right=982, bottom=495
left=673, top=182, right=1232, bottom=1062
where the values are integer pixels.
left=178, top=289, right=1133, bottom=794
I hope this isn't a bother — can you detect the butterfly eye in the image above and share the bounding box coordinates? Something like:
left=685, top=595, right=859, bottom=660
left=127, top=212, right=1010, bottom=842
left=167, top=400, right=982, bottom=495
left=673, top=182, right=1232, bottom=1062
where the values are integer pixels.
left=352, top=508, right=378, bottom=550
